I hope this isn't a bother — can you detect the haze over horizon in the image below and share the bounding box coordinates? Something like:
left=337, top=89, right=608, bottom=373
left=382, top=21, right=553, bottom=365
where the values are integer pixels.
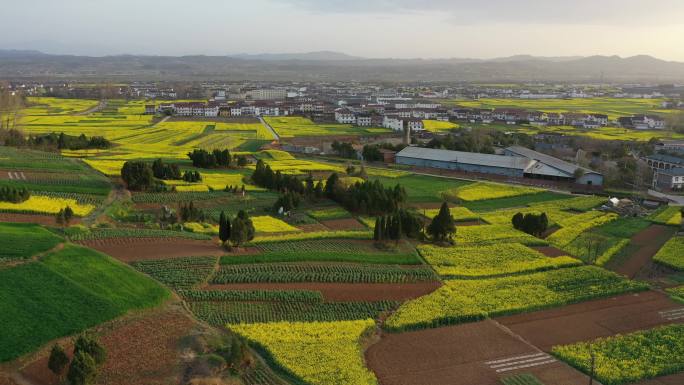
left=3, top=0, right=684, bottom=61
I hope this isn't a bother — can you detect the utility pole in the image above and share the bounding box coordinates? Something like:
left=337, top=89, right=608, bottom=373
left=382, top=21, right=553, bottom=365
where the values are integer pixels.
left=589, top=347, right=596, bottom=385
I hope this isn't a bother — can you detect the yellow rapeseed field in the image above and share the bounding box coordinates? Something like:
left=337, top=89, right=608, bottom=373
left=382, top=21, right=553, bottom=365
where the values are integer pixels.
left=0, top=196, right=95, bottom=216
left=229, top=319, right=378, bottom=385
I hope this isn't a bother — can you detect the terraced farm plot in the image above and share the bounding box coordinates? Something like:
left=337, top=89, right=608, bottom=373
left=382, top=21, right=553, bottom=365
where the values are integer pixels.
left=307, top=207, right=352, bottom=220
left=188, top=299, right=398, bottom=325
left=251, top=229, right=373, bottom=244
left=384, top=266, right=648, bottom=331
left=264, top=116, right=379, bottom=137
left=131, top=256, right=218, bottom=289
left=653, top=236, right=684, bottom=270
left=649, top=206, right=683, bottom=226
left=211, top=263, right=438, bottom=284
left=70, top=227, right=212, bottom=241
left=0, top=223, right=63, bottom=262
left=0, top=244, right=169, bottom=362
left=450, top=182, right=544, bottom=202
left=252, top=215, right=301, bottom=233
left=0, top=194, right=95, bottom=216
left=455, top=225, right=549, bottom=246
left=221, top=239, right=422, bottom=265
left=418, top=243, right=581, bottom=278
left=370, top=174, right=473, bottom=203
left=24, top=97, right=100, bottom=115
left=230, top=319, right=378, bottom=385
left=552, top=324, right=684, bottom=385
left=422, top=120, right=458, bottom=132
left=462, top=191, right=572, bottom=212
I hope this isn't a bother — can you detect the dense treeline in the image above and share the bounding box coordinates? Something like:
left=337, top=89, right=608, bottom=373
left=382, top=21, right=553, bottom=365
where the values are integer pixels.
left=0, top=186, right=30, bottom=203
left=179, top=201, right=205, bottom=222
left=0, top=129, right=110, bottom=150
left=331, top=141, right=356, bottom=159
left=187, top=149, right=247, bottom=168
left=183, top=170, right=202, bottom=182
left=122, top=159, right=202, bottom=191
left=252, top=160, right=323, bottom=196
left=121, top=162, right=154, bottom=191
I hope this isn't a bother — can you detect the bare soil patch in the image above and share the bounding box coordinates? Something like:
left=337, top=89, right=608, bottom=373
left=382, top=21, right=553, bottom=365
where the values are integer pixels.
left=320, top=217, right=365, bottom=230
left=20, top=304, right=197, bottom=385
left=297, top=223, right=328, bottom=232
left=617, top=225, right=676, bottom=278
left=532, top=246, right=570, bottom=257
left=365, top=319, right=589, bottom=385
left=496, top=290, right=683, bottom=351
left=79, top=237, right=258, bottom=262
left=204, top=282, right=441, bottom=302
left=633, top=372, right=684, bottom=385
left=0, top=213, right=81, bottom=226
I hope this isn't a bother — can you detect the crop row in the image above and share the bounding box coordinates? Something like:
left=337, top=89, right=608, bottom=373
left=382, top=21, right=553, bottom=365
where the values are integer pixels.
left=130, top=190, right=235, bottom=203
left=385, top=266, right=648, bottom=331
left=256, top=239, right=375, bottom=254
left=131, top=256, right=217, bottom=289
left=648, top=206, right=682, bottom=226
left=189, top=300, right=398, bottom=325
left=211, top=263, right=438, bottom=284
left=552, top=324, right=684, bottom=385
left=70, top=227, right=212, bottom=241
left=179, top=289, right=323, bottom=303
left=250, top=230, right=373, bottom=244
left=455, top=225, right=549, bottom=246
left=220, top=250, right=422, bottom=266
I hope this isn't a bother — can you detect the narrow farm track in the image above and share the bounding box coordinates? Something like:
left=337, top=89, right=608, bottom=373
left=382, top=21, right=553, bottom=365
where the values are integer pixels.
left=74, top=99, right=107, bottom=116
left=259, top=116, right=280, bottom=141
left=614, top=225, right=676, bottom=279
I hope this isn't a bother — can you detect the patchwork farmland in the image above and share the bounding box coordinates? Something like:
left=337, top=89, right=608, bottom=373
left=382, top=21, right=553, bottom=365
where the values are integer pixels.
left=1, top=95, right=683, bottom=385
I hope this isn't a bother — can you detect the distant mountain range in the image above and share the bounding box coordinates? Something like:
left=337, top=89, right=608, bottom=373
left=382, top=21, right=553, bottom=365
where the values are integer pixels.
left=1, top=50, right=683, bottom=82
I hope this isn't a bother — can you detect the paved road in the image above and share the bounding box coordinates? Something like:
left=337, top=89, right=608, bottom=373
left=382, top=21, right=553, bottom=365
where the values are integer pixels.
left=258, top=116, right=280, bottom=141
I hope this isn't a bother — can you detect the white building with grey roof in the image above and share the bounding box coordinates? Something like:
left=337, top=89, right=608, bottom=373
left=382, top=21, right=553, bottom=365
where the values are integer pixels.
left=395, top=145, right=603, bottom=185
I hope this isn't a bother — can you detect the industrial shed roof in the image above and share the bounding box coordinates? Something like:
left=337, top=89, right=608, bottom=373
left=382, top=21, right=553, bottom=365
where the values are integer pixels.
left=505, top=145, right=601, bottom=177
left=396, top=146, right=535, bottom=170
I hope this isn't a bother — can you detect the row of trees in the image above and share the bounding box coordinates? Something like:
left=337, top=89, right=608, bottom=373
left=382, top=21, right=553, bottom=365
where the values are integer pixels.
left=151, top=158, right=181, bottom=180
left=0, top=186, right=30, bottom=203
left=373, top=209, right=423, bottom=243
left=179, top=201, right=206, bottom=222
left=188, top=149, right=248, bottom=169
left=48, top=334, right=106, bottom=385
left=512, top=212, right=549, bottom=236
left=218, top=210, right=255, bottom=248
left=183, top=170, right=202, bottom=182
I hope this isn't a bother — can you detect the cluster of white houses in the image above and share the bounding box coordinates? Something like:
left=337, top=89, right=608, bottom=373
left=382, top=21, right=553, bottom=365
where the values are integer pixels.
left=395, top=145, right=604, bottom=186
left=449, top=107, right=666, bottom=130
left=145, top=100, right=328, bottom=118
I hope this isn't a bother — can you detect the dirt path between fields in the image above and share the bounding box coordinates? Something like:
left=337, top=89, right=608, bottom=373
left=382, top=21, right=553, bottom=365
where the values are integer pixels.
left=615, top=225, right=676, bottom=279
left=259, top=116, right=280, bottom=141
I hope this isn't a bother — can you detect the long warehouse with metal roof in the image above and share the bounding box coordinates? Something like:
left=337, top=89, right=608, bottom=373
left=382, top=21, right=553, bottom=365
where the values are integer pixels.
left=395, top=146, right=603, bottom=185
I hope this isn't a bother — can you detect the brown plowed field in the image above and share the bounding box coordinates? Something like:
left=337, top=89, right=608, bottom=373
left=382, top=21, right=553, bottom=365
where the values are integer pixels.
left=79, top=237, right=258, bottom=262
left=365, top=319, right=590, bottom=385
left=616, top=225, right=676, bottom=278
left=21, top=305, right=196, bottom=385
left=204, top=282, right=441, bottom=302
left=320, top=217, right=365, bottom=230
left=532, top=246, right=569, bottom=257
left=0, top=213, right=81, bottom=226
left=496, top=290, right=683, bottom=351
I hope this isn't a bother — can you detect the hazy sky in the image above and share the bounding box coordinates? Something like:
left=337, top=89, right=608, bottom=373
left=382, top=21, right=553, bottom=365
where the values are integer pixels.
left=3, top=0, right=684, bottom=60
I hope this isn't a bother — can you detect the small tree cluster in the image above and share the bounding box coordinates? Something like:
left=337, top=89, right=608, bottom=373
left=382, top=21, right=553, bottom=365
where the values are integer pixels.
left=331, top=140, right=356, bottom=159
left=224, top=184, right=246, bottom=195
left=218, top=211, right=231, bottom=247
left=121, top=161, right=154, bottom=191
left=187, top=149, right=232, bottom=168
left=427, top=202, right=456, bottom=243
left=252, top=160, right=306, bottom=194
left=362, top=143, right=405, bottom=162
left=56, top=206, right=74, bottom=226
left=152, top=158, right=181, bottom=180
left=0, top=186, right=30, bottom=203
left=273, top=191, right=300, bottom=214
left=373, top=209, right=422, bottom=243
left=48, top=335, right=106, bottom=385
left=182, top=170, right=202, bottom=182
left=229, top=210, right=255, bottom=248
left=512, top=212, right=549, bottom=236
left=326, top=173, right=407, bottom=215
left=179, top=201, right=205, bottom=222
